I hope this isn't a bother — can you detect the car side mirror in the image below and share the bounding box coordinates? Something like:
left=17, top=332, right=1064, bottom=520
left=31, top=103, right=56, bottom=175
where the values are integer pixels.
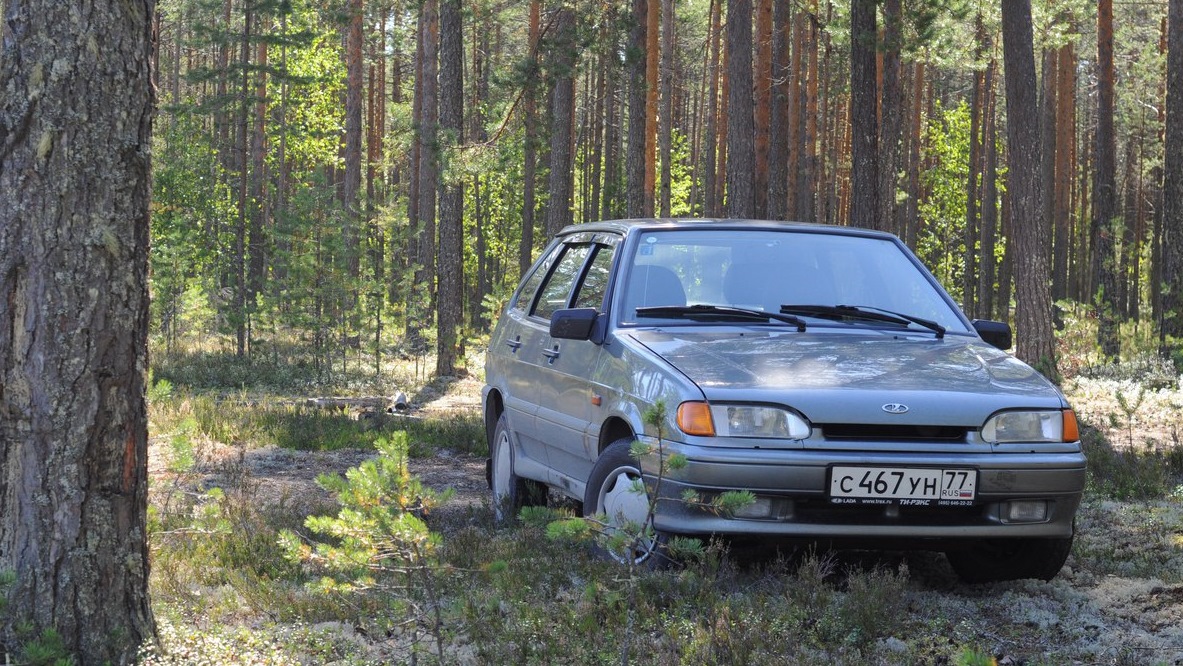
left=550, top=308, right=603, bottom=343
left=972, top=319, right=1012, bottom=350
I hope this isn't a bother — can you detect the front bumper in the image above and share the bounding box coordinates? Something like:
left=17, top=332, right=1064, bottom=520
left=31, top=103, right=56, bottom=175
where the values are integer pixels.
left=642, top=441, right=1086, bottom=541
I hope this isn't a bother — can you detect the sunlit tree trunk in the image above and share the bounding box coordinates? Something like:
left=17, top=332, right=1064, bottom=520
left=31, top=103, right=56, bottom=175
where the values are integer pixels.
left=1002, top=0, right=1057, bottom=377
left=437, top=0, right=464, bottom=375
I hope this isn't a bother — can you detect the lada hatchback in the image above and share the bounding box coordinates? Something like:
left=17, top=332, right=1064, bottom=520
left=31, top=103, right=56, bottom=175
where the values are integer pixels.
left=482, top=219, right=1085, bottom=582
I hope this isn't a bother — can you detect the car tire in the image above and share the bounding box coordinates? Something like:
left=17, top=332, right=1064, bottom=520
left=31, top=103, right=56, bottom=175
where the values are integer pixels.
left=945, top=535, right=1073, bottom=583
left=490, top=413, right=547, bottom=525
left=583, top=437, right=668, bottom=567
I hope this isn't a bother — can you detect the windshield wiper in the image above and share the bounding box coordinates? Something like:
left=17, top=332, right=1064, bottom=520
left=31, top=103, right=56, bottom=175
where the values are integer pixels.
left=637, top=304, right=807, bottom=331
left=778, top=304, right=944, bottom=338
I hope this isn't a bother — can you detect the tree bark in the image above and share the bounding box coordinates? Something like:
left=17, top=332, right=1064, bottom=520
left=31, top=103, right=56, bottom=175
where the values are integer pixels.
left=545, top=7, right=578, bottom=236
left=1001, top=0, right=1057, bottom=377
left=659, top=0, right=675, bottom=217
left=437, top=0, right=464, bottom=375
left=644, top=0, right=659, bottom=217
left=849, top=0, right=879, bottom=229
left=409, top=0, right=439, bottom=345
left=626, top=0, right=648, bottom=218
left=766, top=0, right=790, bottom=220
left=878, top=0, right=902, bottom=237
left=1092, top=0, right=1121, bottom=358
left=520, top=0, right=540, bottom=275
left=1163, top=0, right=1183, bottom=340
left=0, top=0, right=156, bottom=661
left=753, top=0, right=773, bottom=218
left=702, top=0, right=722, bottom=217
left=725, top=0, right=756, bottom=218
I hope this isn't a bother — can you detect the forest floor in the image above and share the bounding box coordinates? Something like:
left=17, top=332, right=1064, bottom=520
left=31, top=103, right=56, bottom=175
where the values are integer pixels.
left=146, top=367, right=1183, bottom=665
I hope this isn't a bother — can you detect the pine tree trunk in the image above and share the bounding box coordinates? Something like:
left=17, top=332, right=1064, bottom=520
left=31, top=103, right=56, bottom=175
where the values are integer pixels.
left=659, top=0, right=675, bottom=217
left=766, top=0, right=790, bottom=220
left=702, top=0, right=722, bottom=217
left=520, top=0, right=540, bottom=274
left=1001, top=0, right=1057, bottom=377
left=627, top=0, right=648, bottom=218
left=644, top=0, right=659, bottom=217
left=753, top=0, right=773, bottom=218
left=0, top=0, right=156, bottom=660
left=725, top=0, right=756, bottom=218
left=878, top=0, right=902, bottom=237
left=546, top=7, right=578, bottom=236
left=1092, top=0, right=1121, bottom=358
left=848, top=0, right=879, bottom=229
left=1162, top=0, right=1183, bottom=340
left=437, top=0, right=464, bottom=375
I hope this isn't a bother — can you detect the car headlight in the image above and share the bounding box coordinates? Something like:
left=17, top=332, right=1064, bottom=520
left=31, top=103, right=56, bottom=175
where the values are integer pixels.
left=676, top=402, right=810, bottom=439
left=981, top=409, right=1079, bottom=443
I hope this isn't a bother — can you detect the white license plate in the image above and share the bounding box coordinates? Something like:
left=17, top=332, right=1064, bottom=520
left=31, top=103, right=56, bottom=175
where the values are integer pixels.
left=829, top=466, right=977, bottom=506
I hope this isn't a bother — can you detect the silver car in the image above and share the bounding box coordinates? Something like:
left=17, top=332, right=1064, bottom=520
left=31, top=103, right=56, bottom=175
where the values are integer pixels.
left=483, top=219, right=1085, bottom=582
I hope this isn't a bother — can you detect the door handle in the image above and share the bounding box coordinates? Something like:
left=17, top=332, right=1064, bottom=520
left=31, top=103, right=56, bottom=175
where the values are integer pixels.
left=506, top=336, right=522, bottom=353
left=541, top=345, right=561, bottom=364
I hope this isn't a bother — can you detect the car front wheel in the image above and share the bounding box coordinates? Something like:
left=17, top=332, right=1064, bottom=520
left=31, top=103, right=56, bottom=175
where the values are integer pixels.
left=583, top=437, right=667, bottom=566
left=490, top=413, right=547, bottom=525
left=945, top=535, right=1073, bottom=583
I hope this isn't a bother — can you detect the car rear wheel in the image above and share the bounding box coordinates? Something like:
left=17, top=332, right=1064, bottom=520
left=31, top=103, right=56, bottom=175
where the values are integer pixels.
left=583, top=438, right=667, bottom=567
left=490, top=413, right=547, bottom=525
left=945, top=535, right=1073, bottom=583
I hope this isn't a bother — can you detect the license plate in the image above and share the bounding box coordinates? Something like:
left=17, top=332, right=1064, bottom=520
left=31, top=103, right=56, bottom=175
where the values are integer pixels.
left=829, top=466, right=977, bottom=506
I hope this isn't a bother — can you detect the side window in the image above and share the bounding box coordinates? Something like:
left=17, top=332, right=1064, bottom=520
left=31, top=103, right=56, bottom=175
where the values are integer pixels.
left=532, top=244, right=592, bottom=320
left=573, top=244, right=616, bottom=310
left=512, top=245, right=561, bottom=313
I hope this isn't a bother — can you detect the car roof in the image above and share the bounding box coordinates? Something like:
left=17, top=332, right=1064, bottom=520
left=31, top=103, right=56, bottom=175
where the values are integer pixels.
left=556, top=218, right=901, bottom=242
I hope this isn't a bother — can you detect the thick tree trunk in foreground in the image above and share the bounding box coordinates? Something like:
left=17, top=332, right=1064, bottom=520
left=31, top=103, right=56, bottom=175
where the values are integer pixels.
left=1001, top=0, right=1058, bottom=378
left=0, top=0, right=157, bottom=662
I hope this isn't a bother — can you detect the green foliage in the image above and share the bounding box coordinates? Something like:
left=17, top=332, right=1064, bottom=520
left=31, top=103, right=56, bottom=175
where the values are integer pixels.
left=955, top=647, right=997, bottom=666
left=1082, top=423, right=1175, bottom=501
left=12, top=628, right=73, bottom=666
left=280, top=433, right=453, bottom=660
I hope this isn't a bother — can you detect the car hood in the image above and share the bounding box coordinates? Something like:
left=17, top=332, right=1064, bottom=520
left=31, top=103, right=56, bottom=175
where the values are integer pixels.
left=625, top=328, right=1065, bottom=426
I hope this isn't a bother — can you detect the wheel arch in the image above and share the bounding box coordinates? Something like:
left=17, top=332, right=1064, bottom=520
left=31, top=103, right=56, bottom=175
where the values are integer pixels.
left=598, top=416, right=635, bottom=456
left=484, top=389, right=505, bottom=448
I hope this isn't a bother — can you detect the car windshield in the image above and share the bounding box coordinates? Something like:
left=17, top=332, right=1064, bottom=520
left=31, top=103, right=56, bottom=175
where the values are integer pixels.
left=617, top=228, right=970, bottom=334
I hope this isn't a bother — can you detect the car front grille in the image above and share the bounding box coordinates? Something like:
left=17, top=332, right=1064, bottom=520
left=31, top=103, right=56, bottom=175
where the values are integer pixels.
left=819, top=423, right=968, bottom=443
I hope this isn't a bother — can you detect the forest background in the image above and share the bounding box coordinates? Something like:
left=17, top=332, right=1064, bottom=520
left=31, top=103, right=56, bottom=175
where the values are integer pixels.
left=5, top=0, right=1183, bottom=662
left=151, top=0, right=1183, bottom=378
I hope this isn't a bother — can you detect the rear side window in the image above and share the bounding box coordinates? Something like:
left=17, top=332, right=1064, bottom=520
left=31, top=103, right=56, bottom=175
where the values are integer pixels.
left=532, top=244, right=592, bottom=320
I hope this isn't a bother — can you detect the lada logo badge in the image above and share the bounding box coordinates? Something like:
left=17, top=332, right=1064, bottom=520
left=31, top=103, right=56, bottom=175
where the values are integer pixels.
left=882, top=403, right=909, bottom=414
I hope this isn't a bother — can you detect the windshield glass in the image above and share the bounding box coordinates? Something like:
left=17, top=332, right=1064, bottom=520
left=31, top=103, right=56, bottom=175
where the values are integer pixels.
left=617, top=228, right=970, bottom=333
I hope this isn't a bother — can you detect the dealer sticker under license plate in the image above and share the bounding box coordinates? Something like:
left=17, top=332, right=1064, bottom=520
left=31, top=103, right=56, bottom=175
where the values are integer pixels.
left=829, top=466, right=977, bottom=506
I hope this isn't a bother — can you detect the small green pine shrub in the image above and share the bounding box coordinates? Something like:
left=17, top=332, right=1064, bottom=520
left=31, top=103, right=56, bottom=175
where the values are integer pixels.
left=280, top=432, right=453, bottom=661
